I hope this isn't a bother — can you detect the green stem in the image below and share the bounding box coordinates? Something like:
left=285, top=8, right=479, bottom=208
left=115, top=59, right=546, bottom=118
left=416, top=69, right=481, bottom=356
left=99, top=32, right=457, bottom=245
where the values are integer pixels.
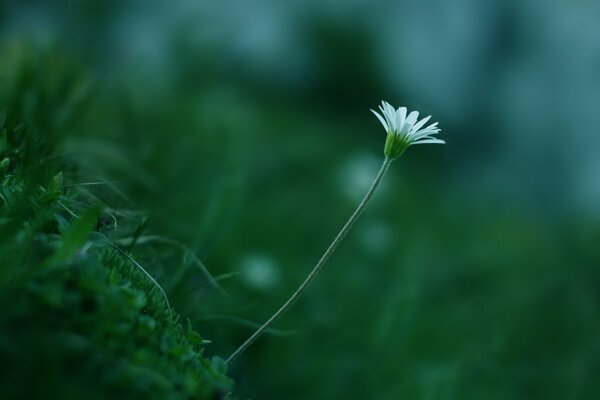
left=226, top=157, right=393, bottom=365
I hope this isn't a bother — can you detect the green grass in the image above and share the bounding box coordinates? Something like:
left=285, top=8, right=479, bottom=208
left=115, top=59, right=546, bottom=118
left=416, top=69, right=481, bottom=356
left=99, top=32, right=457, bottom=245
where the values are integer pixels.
left=3, top=39, right=600, bottom=400
left=0, top=44, right=233, bottom=400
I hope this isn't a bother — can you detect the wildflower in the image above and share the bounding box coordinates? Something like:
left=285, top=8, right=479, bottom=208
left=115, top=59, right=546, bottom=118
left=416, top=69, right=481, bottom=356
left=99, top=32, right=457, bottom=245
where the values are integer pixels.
left=226, top=100, right=445, bottom=365
left=371, top=101, right=444, bottom=160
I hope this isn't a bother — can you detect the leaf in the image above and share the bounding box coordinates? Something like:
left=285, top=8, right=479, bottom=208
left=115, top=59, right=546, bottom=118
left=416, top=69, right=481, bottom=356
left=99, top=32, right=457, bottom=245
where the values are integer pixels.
left=211, top=356, right=228, bottom=375
left=49, top=171, right=64, bottom=193
left=39, top=190, right=62, bottom=204
left=187, top=330, right=205, bottom=346
left=49, top=207, right=99, bottom=264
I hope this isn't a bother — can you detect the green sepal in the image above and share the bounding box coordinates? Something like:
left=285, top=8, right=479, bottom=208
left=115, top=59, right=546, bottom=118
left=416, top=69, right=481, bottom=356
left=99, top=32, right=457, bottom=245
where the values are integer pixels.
left=383, top=132, right=409, bottom=160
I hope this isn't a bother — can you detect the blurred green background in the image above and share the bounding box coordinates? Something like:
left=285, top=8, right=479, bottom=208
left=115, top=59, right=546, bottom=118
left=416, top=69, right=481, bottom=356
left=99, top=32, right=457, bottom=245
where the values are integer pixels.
left=2, top=0, right=600, bottom=398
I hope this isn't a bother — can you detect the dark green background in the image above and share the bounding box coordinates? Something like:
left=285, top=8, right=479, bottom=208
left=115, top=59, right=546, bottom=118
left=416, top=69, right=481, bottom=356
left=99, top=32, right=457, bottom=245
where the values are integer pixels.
left=1, top=1, right=600, bottom=399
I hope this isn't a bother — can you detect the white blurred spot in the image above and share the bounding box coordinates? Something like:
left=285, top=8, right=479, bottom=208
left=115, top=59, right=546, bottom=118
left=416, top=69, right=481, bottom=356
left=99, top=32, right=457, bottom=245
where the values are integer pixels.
left=240, top=253, right=281, bottom=292
left=338, top=153, right=384, bottom=201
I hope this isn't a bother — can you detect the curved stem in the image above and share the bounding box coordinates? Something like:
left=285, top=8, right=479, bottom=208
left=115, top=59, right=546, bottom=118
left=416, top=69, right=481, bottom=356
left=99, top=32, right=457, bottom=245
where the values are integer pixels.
left=226, top=157, right=393, bottom=364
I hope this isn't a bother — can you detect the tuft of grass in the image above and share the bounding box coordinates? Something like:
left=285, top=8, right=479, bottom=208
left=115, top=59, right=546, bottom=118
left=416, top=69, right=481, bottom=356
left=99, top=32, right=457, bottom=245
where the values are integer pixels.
left=0, top=44, right=234, bottom=400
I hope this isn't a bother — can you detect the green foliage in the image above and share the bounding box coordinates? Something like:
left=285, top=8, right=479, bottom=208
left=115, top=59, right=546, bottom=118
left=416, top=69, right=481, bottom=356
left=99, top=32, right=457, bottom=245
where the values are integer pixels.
left=0, top=45, right=233, bottom=400
left=49, top=207, right=98, bottom=264
left=3, top=29, right=600, bottom=399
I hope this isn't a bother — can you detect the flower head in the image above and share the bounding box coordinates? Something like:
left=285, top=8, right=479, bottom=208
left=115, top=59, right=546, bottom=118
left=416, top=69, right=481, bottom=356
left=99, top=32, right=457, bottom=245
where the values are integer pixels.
left=371, top=100, right=444, bottom=160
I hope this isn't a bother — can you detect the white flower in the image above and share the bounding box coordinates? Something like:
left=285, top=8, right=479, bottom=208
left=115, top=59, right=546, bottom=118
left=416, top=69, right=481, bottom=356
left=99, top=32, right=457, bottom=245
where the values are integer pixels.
left=371, top=100, right=444, bottom=159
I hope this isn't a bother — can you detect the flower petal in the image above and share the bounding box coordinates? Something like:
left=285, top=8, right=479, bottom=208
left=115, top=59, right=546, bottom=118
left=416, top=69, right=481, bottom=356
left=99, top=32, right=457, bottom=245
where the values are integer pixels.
left=406, top=111, right=419, bottom=126
left=411, top=138, right=445, bottom=145
left=371, top=109, right=389, bottom=131
left=422, top=122, right=439, bottom=131
left=398, top=107, right=407, bottom=120
left=410, top=115, right=431, bottom=133
left=410, top=130, right=441, bottom=141
left=393, top=107, right=406, bottom=132
left=383, top=103, right=397, bottom=131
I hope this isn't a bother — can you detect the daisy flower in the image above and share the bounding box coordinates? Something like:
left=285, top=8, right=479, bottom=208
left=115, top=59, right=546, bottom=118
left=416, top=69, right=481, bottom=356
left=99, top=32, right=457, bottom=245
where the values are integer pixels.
left=371, top=100, right=444, bottom=159
left=226, top=99, right=446, bottom=365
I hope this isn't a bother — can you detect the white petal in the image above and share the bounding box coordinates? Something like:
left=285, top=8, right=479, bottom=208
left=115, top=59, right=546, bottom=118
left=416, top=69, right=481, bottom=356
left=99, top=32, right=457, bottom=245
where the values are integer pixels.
left=370, top=109, right=388, bottom=131
left=411, top=138, right=445, bottom=145
left=395, top=107, right=407, bottom=132
left=383, top=103, right=397, bottom=131
left=382, top=101, right=392, bottom=113
left=379, top=103, right=390, bottom=118
left=406, top=111, right=419, bottom=126
left=422, top=122, right=439, bottom=131
left=371, top=106, right=389, bottom=131
left=422, top=129, right=441, bottom=136
left=410, top=130, right=440, bottom=141
left=410, top=115, right=431, bottom=133
left=398, top=107, right=407, bottom=122
left=395, top=110, right=404, bottom=133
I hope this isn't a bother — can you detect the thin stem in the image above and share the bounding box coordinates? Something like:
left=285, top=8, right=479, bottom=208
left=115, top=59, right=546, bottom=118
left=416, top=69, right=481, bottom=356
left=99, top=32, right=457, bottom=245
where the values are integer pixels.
left=226, top=157, right=393, bottom=364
